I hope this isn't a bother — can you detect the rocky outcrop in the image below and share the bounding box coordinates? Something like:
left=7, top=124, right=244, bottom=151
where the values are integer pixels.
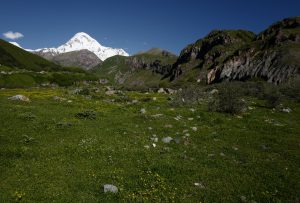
left=207, top=17, right=300, bottom=84
left=207, top=50, right=299, bottom=84
left=170, top=17, right=300, bottom=84
left=125, top=57, right=172, bottom=75
left=169, top=30, right=255, bottom=80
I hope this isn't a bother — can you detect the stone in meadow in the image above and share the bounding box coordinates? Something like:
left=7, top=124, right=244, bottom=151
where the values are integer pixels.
left=8, top=95, right=30, bottom=102
left=162, top=137, right=173, bottom=143
left=103, top=184, right=118, bottom=193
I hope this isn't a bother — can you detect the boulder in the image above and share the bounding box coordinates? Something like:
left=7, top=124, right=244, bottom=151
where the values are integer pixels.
left=103, top=184, right=118, bottom=193
left=140, top=108, right=146, bottom=114
left=157, top=88, right=166, bottom=94
left=165, top=88, right=176, bottom=94
left=162, top=136, right=173, bottom=143
left=282, top=107, right=292, bottom=113
left=105, top=90, right=116, bottom=96
left=99, top=79, right=109, bottom=84
left=8, top=95, right=30, bottom=102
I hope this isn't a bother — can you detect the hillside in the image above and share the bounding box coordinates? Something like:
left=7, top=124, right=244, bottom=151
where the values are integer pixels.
left=0, top=39, right=60, bottom=71
left=169, top=17, right=300, bottom=85
left=0, top=39, right=98, bottom=88
left=92, top=48, right=177, bottom=89
left=51, top=49, right=102, bottom=70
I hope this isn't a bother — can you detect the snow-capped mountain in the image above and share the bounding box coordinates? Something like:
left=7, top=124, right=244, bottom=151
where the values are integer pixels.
left=33, top=32, right=129, bottom=61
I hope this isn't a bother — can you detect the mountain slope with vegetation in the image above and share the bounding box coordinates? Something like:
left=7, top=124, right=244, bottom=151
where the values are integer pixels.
left=0, top=40, right=98, bottom=88
left=92, top=17, right=300, bottom=88
left=92, top=48, right=177, bottom=90
left=50, top=49, right=102, bottom=70
left=0, top=39, right=61, bottom=71
left=169, top=17, right=300, bottom=85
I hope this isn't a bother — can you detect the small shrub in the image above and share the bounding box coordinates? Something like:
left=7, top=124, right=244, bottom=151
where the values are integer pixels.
left=75, top=110, right=96, bottom=120
left=18, top=112, right=37, bottom=121
left=208, top=83, right=246, bottom=114
left=140, top=97, right=152, bottom=102
left=279, top=77, right=300, bottom=103
left=172, top=85, right=206, bottom=106
left=56, top=122, right=73, bottom=128
left=78, top=88, right=90, bottom=95
left=113, top=96, right=131, bottom=103
left=21, top=135, right=35, bottom=143
left=263, top=90, right=281, bottom=108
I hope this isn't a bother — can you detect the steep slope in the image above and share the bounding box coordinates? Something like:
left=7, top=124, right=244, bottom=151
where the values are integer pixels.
left=92, top=48, right=177, bottom=89
left=169, top=17, right=300, bottom=85
left=168, top=30, right=256, bottom=84
left=0, top=39, right=60, bottom=71
left=33, top=32, right=129, bottom=61
left=207, top=17, right=300, bottom=84
left=0, top=39, right=99, bottom=88
left=50, top=49, right=102, bottom=70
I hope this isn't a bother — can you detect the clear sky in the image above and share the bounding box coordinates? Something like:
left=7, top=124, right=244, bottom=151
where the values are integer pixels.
left=1, top=0, right=299, bottom=55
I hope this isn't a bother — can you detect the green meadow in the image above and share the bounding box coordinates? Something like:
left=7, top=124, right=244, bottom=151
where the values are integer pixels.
left=0, top=85, right=299, bottom=202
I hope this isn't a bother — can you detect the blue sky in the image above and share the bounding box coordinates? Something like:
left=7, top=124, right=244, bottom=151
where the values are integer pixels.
left=1, top=0, right=299, bottom=54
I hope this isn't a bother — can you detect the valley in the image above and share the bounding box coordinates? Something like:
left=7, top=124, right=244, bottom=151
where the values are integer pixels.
left=0, top=16, right=299, bottom=202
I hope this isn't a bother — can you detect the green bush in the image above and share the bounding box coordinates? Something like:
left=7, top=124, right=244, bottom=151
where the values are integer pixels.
left=75, top=110, right=96, bottom=120
left=172, top=85, right=206, bottom=106
left=78, top=88, right=90, bottom=95
left=263, top=89, right=281, bottom=108
left=279, top=77, right=300, bottom=103
left=208, top=83, right=246, bottom=114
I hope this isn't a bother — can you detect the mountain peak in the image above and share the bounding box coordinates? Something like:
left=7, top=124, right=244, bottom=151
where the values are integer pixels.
left=70, top=32, right=96, bottom=43
left=32, top=32, right=129, bottom=61
left=73, top=32, right=91, bottom=38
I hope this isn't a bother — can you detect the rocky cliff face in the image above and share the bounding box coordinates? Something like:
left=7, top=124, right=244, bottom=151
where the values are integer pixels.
left=169, top=30, right=255, bottom=81
left=170, top=17, right=300, bottom=84
left=125, top=57, right=172, bottom=75
left=207, top=17, right=300, bottom=84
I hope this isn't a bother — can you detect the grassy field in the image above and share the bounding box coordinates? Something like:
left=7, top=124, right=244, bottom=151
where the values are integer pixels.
left=0, top=86, right=299, bottom=202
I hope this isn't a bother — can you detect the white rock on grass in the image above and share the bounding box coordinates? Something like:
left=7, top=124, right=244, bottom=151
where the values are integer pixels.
left=140, top=108, right=146, bottom=114
left=220, top=152, right=225, bottom=157
left=150, top=137, right=158, bottom=142
left=8, top=95, right=30, bottom=102
left=162, top=137, right=173, bottom=143
left=210, top=89, right=219, bottom=95
left=103, top=184, right=118, bottom=193
left=189, top=108, right=195, bottom=112
left=105, top=90, right=115, bottom=96
left=282, top=108, right=292, bottom=113
left=240, top=196, right=247, bottom=202
left=191, top=127, right=197, bottom=131
left=157, top=88, right=166, bottom=94
left=174, top=115, right=182, bottom=121
left=132, top=99, right=138, bottom=104
left=194, top=182, right=205, bottom=188
left=151, top=114, right=163, bottom=118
